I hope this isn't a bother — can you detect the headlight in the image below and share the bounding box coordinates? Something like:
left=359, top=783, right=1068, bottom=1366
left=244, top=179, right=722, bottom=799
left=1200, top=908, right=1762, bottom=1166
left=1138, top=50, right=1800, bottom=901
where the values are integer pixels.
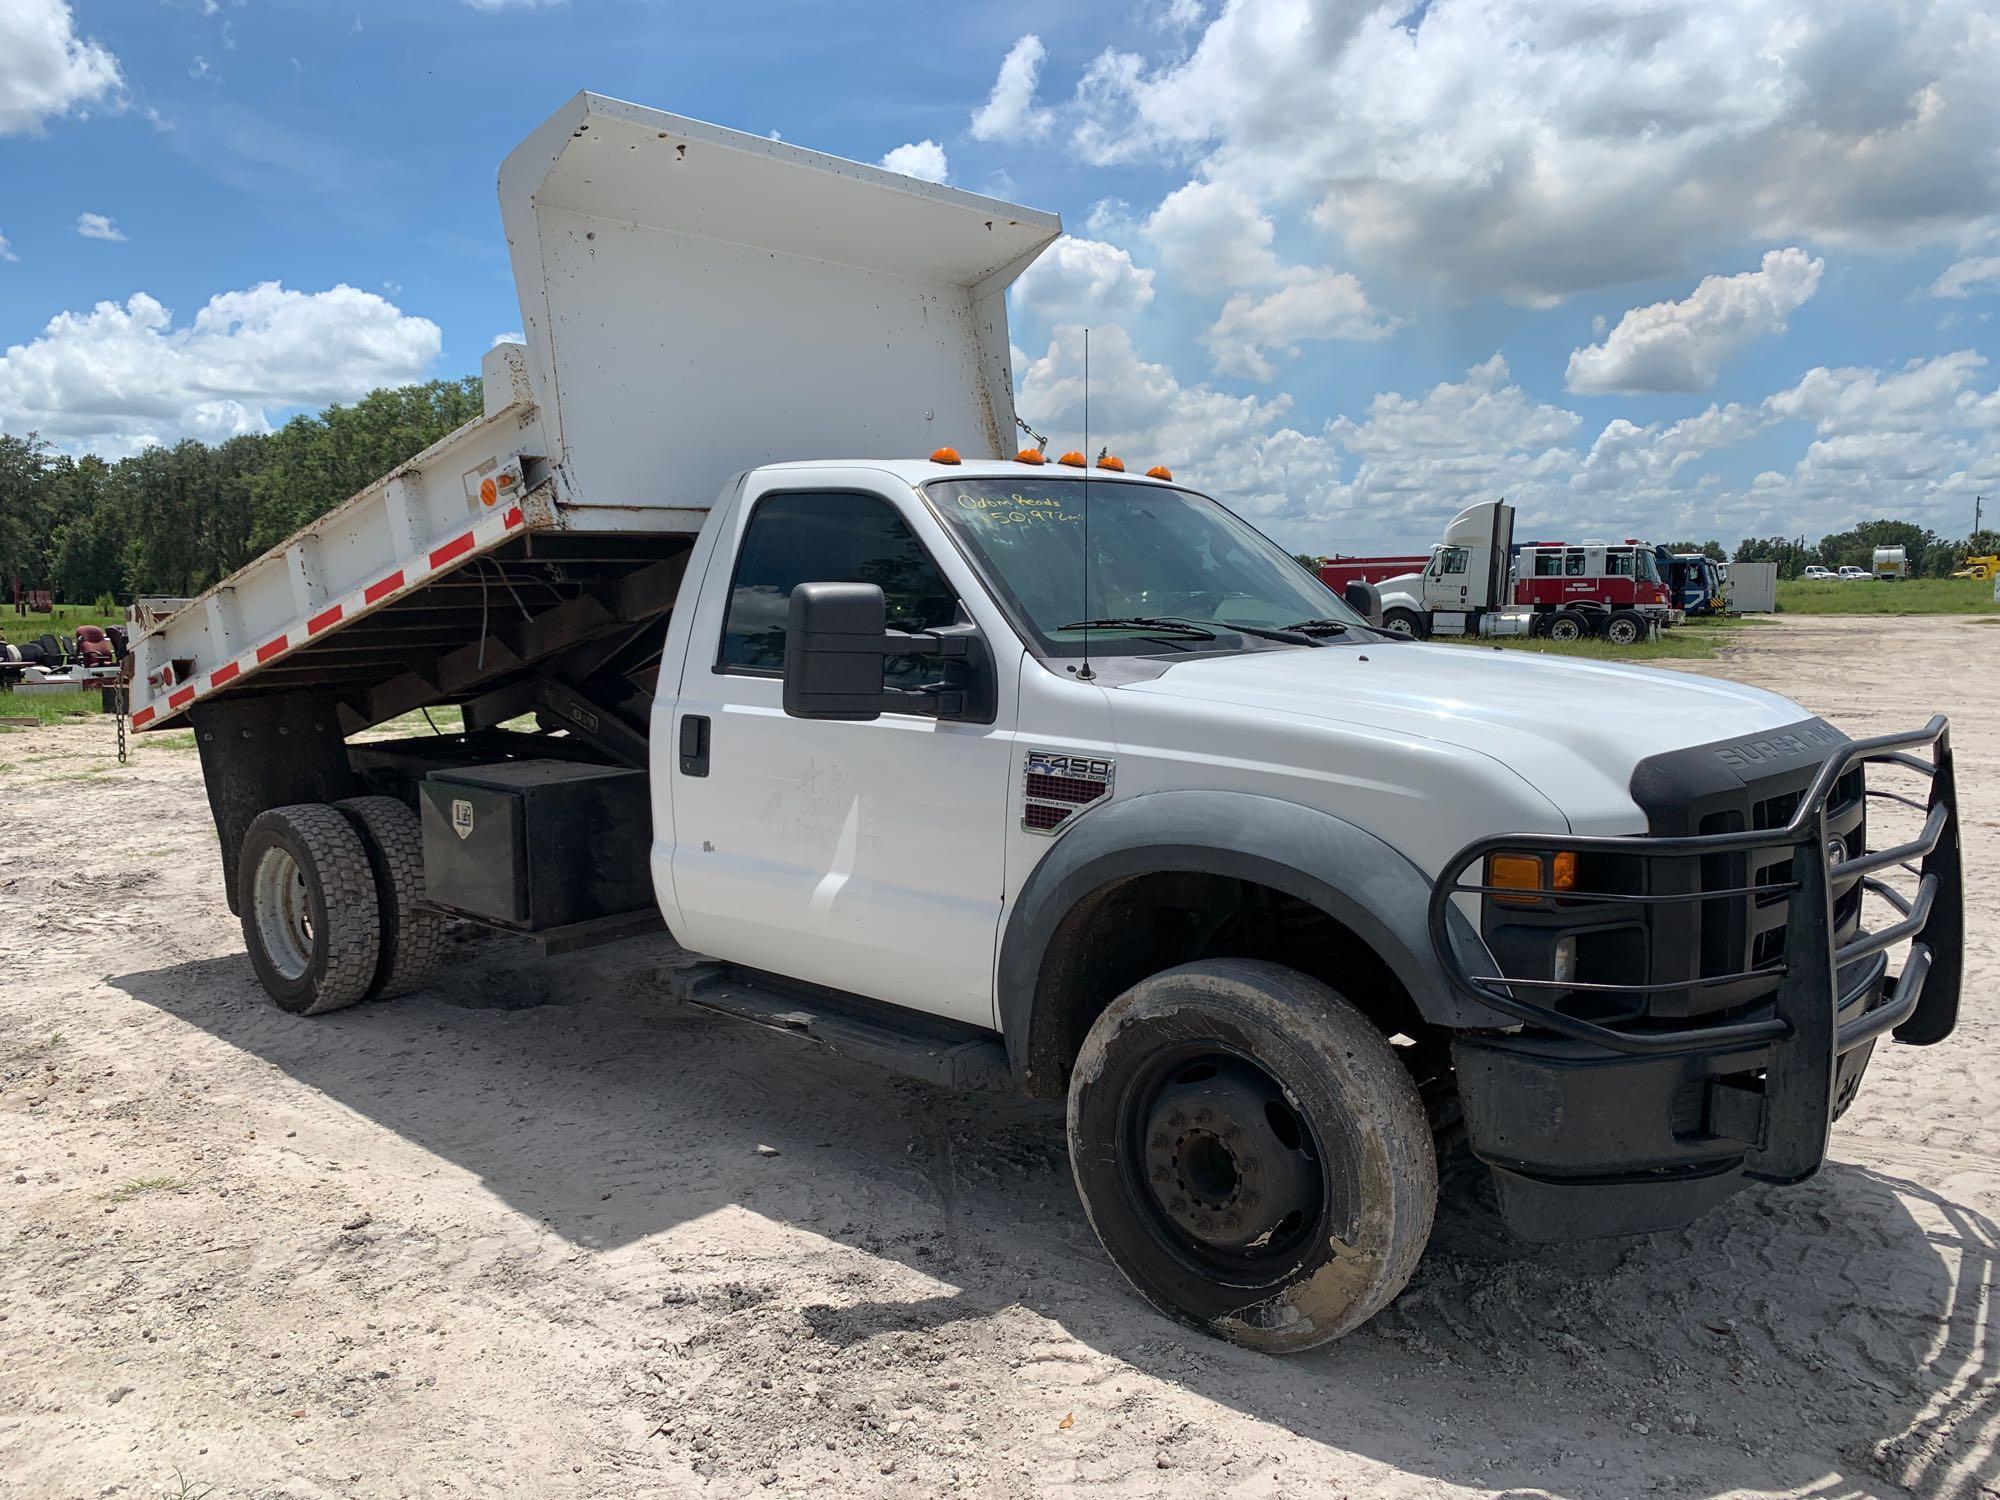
left=1486, top=850, right=1579, bottom=904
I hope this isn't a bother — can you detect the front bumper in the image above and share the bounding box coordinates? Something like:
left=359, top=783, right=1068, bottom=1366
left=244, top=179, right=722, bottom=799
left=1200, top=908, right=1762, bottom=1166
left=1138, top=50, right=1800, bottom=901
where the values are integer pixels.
left=1428, top=716, right=1962, bottom=1240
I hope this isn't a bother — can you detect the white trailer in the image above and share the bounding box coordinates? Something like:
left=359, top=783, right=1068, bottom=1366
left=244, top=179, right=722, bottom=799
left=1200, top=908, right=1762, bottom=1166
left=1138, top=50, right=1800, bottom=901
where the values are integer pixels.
left=133, top=92, right=1963, bottom=1355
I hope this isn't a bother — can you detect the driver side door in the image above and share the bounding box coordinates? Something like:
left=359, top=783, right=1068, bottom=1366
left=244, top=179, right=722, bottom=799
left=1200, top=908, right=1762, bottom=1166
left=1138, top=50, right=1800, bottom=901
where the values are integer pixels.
left=664, top=478, right=1020, bottom=1027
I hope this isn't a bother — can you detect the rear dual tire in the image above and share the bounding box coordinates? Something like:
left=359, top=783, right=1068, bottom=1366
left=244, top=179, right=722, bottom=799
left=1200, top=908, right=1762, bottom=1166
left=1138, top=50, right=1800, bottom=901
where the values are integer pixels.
left=237, top=798, right=440, bottom=1014
left=1067, top=960, right=1437, bottom=1353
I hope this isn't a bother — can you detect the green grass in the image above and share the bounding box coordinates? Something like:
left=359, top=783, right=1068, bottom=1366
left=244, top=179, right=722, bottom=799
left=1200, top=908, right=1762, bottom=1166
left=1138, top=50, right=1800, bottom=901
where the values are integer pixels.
left=1440, top=615, right=1737, bottom=662
left=99, top=1175, right=187, bottom=1203
left=1776, top=577, right=1999, bottom=615
left=0, top=688, right=107, bottom=727
left=3, top=602, right=126, bottom=634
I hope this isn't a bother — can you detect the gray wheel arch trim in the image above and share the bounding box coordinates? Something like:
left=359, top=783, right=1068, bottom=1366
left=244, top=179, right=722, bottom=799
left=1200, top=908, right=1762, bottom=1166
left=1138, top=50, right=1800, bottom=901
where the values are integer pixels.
left=996, top=789, right=1512, bottom=1086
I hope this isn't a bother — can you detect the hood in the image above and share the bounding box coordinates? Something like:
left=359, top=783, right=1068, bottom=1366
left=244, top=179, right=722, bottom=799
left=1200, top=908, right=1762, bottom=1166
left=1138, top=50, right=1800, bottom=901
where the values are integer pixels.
left=1116, top=641, right=1814, bottom=833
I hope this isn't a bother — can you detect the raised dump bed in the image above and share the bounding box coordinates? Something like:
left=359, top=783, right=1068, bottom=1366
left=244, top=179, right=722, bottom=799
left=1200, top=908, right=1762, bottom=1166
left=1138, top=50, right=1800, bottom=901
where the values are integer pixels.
left=127, top=90, right=1059, bottom=739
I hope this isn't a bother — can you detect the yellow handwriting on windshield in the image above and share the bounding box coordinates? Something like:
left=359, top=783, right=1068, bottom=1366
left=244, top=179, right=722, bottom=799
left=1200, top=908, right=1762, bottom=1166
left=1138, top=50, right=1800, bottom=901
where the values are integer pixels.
left=955, top=492, right=1081, bottom=525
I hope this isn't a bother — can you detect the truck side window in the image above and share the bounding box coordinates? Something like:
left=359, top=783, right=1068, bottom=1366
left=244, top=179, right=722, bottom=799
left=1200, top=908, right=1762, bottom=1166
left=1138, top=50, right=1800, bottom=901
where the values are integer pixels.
left=1534, top=551, right=1562, bottom=576
left=1564, top=551, right=1586, bottom=577
left=719, top=491, right=960, bottom=688
left=1436, top=546, right=1470, bottom=574
left=1608, top=552, right=1634, bottom=577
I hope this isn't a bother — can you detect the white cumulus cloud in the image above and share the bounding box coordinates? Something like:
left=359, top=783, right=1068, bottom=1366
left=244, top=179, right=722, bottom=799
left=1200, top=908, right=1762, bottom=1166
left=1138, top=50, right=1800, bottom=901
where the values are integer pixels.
left=1011, top=236, right=1156, bottom=324
left=0, top=230, right=16, bottom=263
left=1143, top=180, right=1284, bottom=290
left=1, top=0, right=123, bottom=134
left=1204, top=270, right=1396, bottom=380
left=879, top=139, right=948, bottom=184
left=1565, top=248, right=1824, bottom=395
left=0, top=282, right=442, bottom=456
left=970, top=34, right=1054, bottom=144
left=1930, top=256, right=2000, bottom=299
left=1067, top=0, right=2000, bottom=303
left=75, top=211, right=125, bottom=242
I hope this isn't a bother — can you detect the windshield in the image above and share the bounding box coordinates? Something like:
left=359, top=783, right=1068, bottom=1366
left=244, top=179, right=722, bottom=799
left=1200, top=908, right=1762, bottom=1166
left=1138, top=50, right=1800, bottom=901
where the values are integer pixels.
left=926, top=477, right=1364, bottom=656
left=1636, top=550, right=1661, bottom=583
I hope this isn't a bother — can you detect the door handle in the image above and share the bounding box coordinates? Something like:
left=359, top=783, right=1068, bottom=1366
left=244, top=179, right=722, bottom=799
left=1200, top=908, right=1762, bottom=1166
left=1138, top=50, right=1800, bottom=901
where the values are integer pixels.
left=679, top=714, right=710, bottom=777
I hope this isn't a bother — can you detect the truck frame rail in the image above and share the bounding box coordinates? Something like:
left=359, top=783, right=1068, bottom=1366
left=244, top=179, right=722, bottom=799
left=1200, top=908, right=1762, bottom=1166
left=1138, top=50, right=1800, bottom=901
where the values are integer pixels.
left=1427, top=714, right=1960, bottom=1183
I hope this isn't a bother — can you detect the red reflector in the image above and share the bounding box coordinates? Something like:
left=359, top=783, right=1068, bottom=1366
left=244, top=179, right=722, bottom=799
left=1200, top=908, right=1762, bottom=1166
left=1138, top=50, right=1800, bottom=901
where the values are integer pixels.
left=130, top=707, right=155, bottom=729
left=307, top=605, right=343, bottom=635
left=429, top=531, right=477, bottom=569
left=503, top=505, right=524, bottom=529
left=256, top=636, right=288, bottom=663
left=168, top=687, right=195, bottom=710
left=209, top=661, right=240, bottom=688
left=364, top=570, right=404, bottom=604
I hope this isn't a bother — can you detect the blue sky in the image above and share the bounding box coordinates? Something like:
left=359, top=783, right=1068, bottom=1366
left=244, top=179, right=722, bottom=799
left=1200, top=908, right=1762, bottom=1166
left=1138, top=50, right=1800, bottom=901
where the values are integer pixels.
left=2, top=0, right=1998, bottom=554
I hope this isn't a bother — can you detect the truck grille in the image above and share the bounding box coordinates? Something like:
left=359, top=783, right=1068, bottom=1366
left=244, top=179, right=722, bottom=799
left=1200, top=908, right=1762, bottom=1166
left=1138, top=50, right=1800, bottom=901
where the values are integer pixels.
left=1632, top=733, right=1865, bottom=1019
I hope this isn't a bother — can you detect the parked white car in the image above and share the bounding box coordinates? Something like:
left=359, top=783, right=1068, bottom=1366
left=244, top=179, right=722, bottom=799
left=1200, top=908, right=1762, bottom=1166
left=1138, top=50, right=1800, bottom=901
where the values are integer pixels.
left=1837, top=565, right=1873, bottom=580
left=1802, top=565, right=1833, bottom=580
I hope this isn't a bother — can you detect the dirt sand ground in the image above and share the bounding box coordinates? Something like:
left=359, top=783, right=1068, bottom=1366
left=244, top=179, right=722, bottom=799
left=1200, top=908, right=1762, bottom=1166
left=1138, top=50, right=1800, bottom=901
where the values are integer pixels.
left=2, top=614, right=1994, bottom=1499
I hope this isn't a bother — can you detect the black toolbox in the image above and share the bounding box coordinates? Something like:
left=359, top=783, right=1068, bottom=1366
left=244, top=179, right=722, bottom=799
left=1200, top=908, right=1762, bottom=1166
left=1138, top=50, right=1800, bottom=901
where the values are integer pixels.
left=420, top=759, right=653, bottom=930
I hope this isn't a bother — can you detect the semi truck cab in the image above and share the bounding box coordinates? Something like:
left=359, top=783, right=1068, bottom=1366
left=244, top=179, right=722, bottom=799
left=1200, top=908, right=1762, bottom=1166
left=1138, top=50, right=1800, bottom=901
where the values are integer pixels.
left=128, top=92, right=1963, bottom=1355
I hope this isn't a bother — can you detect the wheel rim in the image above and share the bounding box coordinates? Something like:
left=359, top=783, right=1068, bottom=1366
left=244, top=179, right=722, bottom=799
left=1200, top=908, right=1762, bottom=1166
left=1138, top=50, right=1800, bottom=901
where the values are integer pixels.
left=1120, top=1047, right=1326, bottom=1283
left=1384, top=615, right=1415, bottom=637
left=1609, top=620, right=1638, bottom=643
left=1551, top=619, right=1580, bottom=640
left=252, top=846, right=315, bottom=981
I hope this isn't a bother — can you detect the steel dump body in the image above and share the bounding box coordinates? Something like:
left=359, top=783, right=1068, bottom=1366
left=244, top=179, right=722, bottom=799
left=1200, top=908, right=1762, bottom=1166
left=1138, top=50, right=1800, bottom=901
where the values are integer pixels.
left=128, top=91, right=1059, bottom=734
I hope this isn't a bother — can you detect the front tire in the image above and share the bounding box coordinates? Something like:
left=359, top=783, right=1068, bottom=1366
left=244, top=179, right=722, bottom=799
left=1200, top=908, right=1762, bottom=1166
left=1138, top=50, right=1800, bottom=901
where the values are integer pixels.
left=1604, top=610, right=1646, bottom=646
left=1546, top=610, right=1589, bottom=642
left=1067, top=959, right=1437, bottom=1353
left=238, top=803, right=382, bottom=1016
left=1381, top=608, right=1426, bottom=640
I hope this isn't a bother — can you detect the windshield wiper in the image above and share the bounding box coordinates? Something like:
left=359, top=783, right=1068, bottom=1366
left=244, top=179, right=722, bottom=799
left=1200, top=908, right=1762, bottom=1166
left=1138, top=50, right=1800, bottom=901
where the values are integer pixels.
left=1058, top=616, right=1219, bottom=639
left=1278, top=618, right=1351, bottom=637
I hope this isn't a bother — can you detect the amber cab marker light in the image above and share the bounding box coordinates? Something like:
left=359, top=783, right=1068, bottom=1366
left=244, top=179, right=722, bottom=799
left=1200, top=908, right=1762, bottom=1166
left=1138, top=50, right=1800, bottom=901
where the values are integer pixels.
left=930, top=446, right=961, bottom=465
left=1057, top=450, right=1087, bottom=468
left=1016, top=447, right=1046, bottom=465
left=1551, top=850, right=1579, bottom=893
left=1096, top=453, right=1125, bottom=471
left=1146, top=464, right=1173, bottom=480
left=1487, top=852, right=1544, bottom=904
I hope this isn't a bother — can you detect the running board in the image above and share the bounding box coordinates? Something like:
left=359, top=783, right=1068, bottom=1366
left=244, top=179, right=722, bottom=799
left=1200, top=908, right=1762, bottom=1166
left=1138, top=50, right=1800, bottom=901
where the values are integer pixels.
left=668, top=965, right=1012, bottom=1092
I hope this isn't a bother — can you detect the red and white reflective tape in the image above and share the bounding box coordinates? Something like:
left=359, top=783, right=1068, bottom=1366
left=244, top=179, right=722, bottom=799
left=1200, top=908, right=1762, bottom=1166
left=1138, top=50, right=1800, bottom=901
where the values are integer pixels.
left=132, top=503, right=527, bottom=730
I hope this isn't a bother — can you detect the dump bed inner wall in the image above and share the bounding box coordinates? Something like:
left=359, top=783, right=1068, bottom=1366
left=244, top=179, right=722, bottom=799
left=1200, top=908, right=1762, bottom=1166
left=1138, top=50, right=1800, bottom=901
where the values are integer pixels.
left=537, top=207, right=993, bottom=512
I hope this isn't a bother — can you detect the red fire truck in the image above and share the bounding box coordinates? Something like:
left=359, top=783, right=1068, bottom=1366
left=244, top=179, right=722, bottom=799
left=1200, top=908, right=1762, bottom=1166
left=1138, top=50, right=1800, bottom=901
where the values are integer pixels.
left=1336, top=503, right=1677, bottom=643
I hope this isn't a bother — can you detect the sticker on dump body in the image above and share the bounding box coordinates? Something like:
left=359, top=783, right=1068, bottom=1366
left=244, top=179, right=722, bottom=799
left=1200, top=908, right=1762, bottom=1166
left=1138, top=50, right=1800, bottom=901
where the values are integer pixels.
left=452, top=799, right=475, bottom=841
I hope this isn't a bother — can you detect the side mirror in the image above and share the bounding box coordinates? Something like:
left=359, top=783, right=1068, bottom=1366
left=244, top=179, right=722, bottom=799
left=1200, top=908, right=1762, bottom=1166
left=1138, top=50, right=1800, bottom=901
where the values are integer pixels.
left=1343, top=579, right=1381, bottom=625
left=782, top=582, right=987, bottom=722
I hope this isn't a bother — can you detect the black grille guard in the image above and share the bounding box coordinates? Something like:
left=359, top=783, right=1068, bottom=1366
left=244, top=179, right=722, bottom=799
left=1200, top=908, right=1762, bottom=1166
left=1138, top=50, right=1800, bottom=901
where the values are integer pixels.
left=1427, top=715, right=1962, bottom=1183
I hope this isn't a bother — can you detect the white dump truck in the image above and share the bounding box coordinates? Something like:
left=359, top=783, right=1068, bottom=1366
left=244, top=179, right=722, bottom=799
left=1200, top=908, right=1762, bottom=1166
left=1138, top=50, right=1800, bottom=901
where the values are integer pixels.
left=128, top=93, right=1963, bottom=1352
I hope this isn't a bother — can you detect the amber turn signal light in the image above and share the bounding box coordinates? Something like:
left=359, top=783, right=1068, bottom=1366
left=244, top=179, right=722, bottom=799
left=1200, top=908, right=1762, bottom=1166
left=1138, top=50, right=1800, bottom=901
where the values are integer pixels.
left=930, top=446, right=961, bottom=465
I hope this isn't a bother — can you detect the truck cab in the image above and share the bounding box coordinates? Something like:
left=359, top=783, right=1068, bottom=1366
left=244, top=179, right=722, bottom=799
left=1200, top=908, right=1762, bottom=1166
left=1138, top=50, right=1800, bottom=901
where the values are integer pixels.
left=129, top=92, right=1964, bottom=1356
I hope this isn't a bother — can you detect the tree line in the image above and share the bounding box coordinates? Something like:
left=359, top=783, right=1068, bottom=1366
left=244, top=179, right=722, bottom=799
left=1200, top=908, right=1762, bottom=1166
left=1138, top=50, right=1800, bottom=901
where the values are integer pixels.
left=5, top=382, right=1995, bottom=603
left=1, top=377, right=482, bottom=606
left=1732, top=519, right=1999, bottom=580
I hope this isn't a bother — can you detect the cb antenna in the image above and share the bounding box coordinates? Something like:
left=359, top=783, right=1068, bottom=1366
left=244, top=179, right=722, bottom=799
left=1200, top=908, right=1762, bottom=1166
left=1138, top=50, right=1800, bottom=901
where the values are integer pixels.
left=1079, top=327, right=1095, bottom=682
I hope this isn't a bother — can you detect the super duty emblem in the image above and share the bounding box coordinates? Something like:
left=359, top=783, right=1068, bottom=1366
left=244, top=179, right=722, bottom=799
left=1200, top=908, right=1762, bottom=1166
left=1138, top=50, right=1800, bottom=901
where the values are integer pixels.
left=1713, top=722, right=1841, bottom=769
left=1023, top=751, right=1114, bottom=835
